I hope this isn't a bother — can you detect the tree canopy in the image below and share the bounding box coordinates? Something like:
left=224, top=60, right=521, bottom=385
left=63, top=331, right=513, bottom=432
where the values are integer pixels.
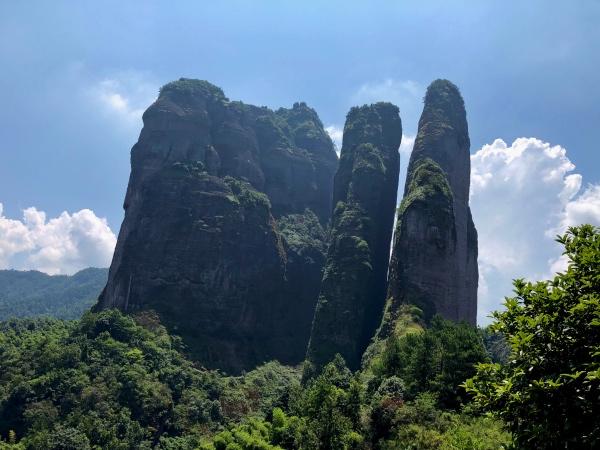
left=465, top=225, right=600, bottom=449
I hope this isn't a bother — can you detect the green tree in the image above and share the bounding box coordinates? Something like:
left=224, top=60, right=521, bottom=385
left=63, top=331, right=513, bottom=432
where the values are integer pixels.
left=199, top=418, right=282, bottom=450
left=294, top=355, right=364, bottom=450
left=465, top=225, right=600, bottom=449
left=376, top=316, right=488, bottom=408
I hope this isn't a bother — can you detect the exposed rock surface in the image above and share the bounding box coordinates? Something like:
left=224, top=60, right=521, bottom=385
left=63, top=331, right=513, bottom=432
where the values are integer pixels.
left=95, top=79, right=338, bottom=373
left=305, top=103, right=402, bottom=373
left=382, top=79, right=478, bottom=334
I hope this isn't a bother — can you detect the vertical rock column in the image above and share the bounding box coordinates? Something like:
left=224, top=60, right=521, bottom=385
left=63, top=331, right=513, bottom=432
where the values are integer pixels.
left=384, top=79, right=478, bottom=332
left=306, top=102, right=402, bottom=373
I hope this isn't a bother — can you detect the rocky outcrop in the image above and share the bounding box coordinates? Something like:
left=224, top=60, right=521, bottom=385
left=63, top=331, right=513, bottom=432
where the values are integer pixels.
left=305, top=103, right=402, bottom=373
left=95, top=79, right=338, bottom=373
left=382, top=79, right=477, bottom=334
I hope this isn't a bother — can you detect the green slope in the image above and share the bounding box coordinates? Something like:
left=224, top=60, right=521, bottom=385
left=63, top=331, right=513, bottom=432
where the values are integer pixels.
left=0, top=268, right=107, bottom=320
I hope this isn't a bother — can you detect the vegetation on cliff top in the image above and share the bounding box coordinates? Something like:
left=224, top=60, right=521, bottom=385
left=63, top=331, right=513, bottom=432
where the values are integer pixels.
left=159, top=78, right=228, bottom=102
left=414, top=79, right=468, bottom=144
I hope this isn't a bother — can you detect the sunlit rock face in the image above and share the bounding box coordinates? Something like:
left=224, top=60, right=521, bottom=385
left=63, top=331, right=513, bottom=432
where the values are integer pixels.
left=306, top=102, right=402, bottom=373
left=383, top=79, right=478, bottom=335
left=95, top=79, right=338, bottom=374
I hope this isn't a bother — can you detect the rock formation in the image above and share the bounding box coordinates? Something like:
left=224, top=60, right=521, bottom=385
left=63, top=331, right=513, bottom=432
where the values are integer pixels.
left=95, top=79, right=338, bottom=373
left=305, top=103, right=402, bottom=373
left=382, top=79, right=478, bottom=334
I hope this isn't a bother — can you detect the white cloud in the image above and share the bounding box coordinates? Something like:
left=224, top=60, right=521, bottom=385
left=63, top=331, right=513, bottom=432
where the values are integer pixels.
left=88, top=71, right=158, bottom=131
left=399, top=134, right=415, bottom=157
left=559, top=183, right=600, bottom=229
left=325, top=125, right=343, bottom=154
left=470, top=137, right=600, bottom=324
left=0, top=203, right=116, bottom=275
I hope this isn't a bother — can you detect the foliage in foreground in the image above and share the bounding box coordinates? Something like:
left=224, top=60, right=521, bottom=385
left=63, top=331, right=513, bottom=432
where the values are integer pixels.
left=0, top=311, right=219, bottom=448
left=200, top=358, right=509, bottom=450
left=466, top=225, right=600, bottom=449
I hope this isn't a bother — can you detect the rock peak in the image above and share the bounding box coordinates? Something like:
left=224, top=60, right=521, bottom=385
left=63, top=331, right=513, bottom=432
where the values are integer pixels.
left=306, top=102, right=401, bottom=374
left=383, top=79, right=477, bottom=337
left=407, top=79, right=470, bottom=208
left=426, top=78, right=463, bottom=100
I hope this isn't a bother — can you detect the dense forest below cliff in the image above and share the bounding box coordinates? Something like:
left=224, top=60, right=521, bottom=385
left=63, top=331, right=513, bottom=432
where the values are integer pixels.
left=0, top=308, right=508, bottom=449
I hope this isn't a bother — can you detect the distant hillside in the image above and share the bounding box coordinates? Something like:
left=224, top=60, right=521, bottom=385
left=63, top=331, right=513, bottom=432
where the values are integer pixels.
left=0, top=268, right=107, bottom=320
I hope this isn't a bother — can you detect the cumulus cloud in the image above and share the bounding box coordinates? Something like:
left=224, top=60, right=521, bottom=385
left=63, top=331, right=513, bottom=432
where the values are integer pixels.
left=0, top=203, right=116, bottom=275
left=469, top=137, right=600, bottom=324
left=558, top=183, right=600, bottom=229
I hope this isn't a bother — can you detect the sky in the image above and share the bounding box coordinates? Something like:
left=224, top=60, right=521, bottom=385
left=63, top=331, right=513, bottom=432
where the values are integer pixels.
left=1, top=1, right=600, bottom=324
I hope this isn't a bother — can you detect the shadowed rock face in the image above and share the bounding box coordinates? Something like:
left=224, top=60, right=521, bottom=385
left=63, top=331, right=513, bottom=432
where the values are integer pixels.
left=384, top=79, right=478, bottom=331
left=305, top=103, right=402, bottom=373
left=95, top=79, right=338, bottom=373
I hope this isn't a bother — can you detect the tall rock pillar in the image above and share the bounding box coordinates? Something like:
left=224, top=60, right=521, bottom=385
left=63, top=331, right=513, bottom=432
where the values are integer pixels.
left=306, top=103, right=402, bottom=373
left=384, top=79, right=478, bottom=333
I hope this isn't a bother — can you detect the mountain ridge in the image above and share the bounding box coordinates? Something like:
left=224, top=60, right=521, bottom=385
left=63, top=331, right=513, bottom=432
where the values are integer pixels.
left=0, top=267, right=108, bottom=320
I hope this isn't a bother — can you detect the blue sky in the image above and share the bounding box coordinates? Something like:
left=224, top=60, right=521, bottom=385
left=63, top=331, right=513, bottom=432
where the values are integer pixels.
left=1, top=1, right=600, bottom=323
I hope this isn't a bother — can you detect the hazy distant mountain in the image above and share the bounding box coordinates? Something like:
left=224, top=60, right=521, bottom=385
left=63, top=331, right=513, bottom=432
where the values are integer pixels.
left=0, top=268, right=107, bottom=320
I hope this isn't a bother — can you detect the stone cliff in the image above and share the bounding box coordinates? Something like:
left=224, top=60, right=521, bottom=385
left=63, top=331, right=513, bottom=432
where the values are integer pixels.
left=95, top=79, right=338, bottom=373
left=382, top=79, right=478, bottom=335
left=305, top=103, right=402, bottom=373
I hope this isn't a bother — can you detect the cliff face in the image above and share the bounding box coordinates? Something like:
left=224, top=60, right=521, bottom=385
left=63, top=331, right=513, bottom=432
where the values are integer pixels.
left=384, top=79, right=478, bottom=331
left=96, top=79, right=338, bottom=373
left=305, top=103, right=402, bottom=373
